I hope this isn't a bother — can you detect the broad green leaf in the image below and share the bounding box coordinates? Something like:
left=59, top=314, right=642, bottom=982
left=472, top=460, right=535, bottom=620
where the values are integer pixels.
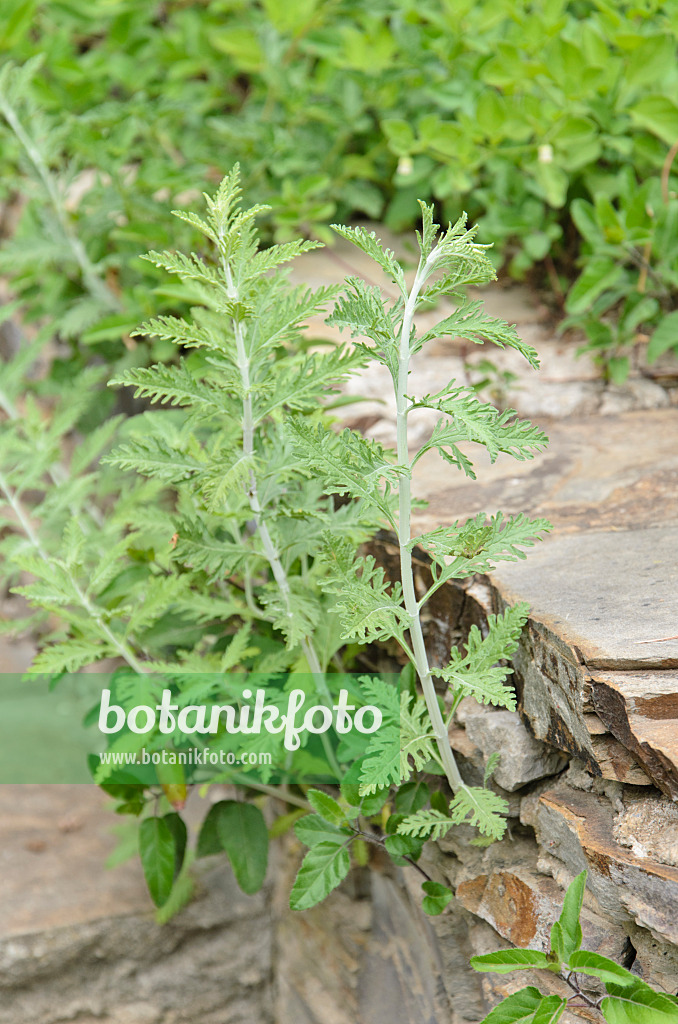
left=470, top=948, right=552, bottom=974
left=630, top=96, right=678, bottom=146
left=196, top=802, right=223, bottom=857
left=421, top=880, right=453, bottom=916
left=601, top=980, right=678, bottom=1024
left=532, top=995, right=567, bottom=1024
left=478, top=986, right=543, bottom=1024
left=139, top=816, right=176, bottom=908
left=215, top=801, right=269, bottom=894
left=307, top=788, right=348, bottom=826
left=552, top=869, right=586, bottom=961
left=394, top=779, right=430, bottom=815
left=566, top=259, right=624, bottom=316
left=289, top=840, right=351, bottom=910
left=162, top=812, right=188, bottom=880
left=384, top=832, right=423, bottom=860
left=567, top=951, right=639, bottom=988
left=198, top=800, right=269, bottom=891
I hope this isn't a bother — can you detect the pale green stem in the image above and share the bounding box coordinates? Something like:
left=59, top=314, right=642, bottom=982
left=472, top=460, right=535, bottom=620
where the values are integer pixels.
left=395, top=252, right=464, bottom=794
left=231, top=776, right=312, bottom=811
left=0, top=469, right=148, bottom=675
left=0, top=96, right=121, bottom=311
left=220, top=248, right=340, bottom=777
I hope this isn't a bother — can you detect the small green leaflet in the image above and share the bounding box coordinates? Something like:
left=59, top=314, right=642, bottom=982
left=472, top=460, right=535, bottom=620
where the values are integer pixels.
left=294, top=814, right=352, bottom=848
left=448, top=785, right=508, bottom=839
left=550, top=869, right=586, bottom=963
left=470, top=949, right=553, bottom=974
left=421, top=880, right=454, bottom=916
left=330, top=224, right=407, bottom=293
left=289, top=840, right=351, bottom=911
left=306, top=788, right=349, bottom=826
left=476, top=986, right=544, bottom=1024
left=397, top=808, right=453, bottom=842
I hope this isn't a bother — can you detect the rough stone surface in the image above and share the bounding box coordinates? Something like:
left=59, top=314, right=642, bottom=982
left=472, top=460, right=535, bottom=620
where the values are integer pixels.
left=464, top=709, right=568, bottom=791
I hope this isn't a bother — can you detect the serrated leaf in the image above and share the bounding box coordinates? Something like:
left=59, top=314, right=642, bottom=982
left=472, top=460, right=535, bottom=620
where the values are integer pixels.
left=432, top=604, right=530, bottom=708
left=306, top=789, right=348, bottom=826
left=294, top=814, right=351, bottom=848
left=330, top=224, right=406, bottom=292
left=289, top=418, right=403, bottom=527
left=105, top=437, right=203, bottom=483
left=289, top=839, right=351, bottom=911
left=412, top=386, right=548, bottom=467
left=416, top=300, right=539, bottom=369
left=320, top=537, right=410, bottom=645
left=448, top=785, right=508, bottom=839
left=397, top=807, right=453, bottom=841
left=111, top=363, right=225, bottom=413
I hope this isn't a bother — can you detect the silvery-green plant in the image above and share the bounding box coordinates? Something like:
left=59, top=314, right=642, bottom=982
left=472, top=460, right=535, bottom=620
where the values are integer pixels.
left=289, top=207, right=550, bottom=909
left=1, top=169, right=550, bottom=915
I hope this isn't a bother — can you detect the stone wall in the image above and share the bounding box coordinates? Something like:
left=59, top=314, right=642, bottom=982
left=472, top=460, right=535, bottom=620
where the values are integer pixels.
left=273, top=574, right=678, bottom=1023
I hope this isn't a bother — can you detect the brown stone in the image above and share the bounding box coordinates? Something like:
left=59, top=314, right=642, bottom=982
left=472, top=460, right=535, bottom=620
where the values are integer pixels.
left=535, top=786, right=678, bottom=944
left=589, top=671, right=678, bottom=798
left=589, top=733, right=653, bottom=786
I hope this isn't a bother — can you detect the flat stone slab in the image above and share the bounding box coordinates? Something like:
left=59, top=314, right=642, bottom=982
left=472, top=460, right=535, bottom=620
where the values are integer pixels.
left=0, top=785, right=151, bottom=937
left=492, top=529, right=678, bottom=670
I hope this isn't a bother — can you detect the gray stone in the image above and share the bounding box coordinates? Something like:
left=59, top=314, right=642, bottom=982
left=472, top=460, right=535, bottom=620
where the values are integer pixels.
left=599, top=379, right=670, bottom=415
left=590, top=671, right=678, bottom=799
left=534, top=785, right=678, bottom=945
left=465, top=710, right=567, bottom=792
left=493, top=528, right=678, bottom=670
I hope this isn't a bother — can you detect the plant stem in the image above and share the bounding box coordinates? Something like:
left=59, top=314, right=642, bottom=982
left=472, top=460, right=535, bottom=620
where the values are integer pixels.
left=353, top=826, right=433, bottom=882
left=0, top=95, right=121, bottom=311
left=221, top=249, right=341, bottom=777
left=0, top=469, right=148, bottom=675
left=231, top=776, right=312, bottom=811
left=395, top=253, right=464, bottom=794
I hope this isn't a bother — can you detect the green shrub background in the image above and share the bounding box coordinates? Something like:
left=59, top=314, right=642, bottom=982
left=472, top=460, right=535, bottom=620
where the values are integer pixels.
left=2, top=0, right=678, bottom=377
